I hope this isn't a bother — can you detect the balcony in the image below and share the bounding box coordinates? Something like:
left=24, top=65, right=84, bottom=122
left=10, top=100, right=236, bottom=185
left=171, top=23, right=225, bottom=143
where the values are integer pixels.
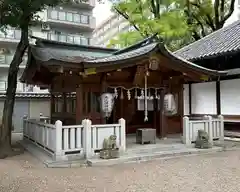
left=47, top=33, right=90, bottom=45
left=71, top=0, right=95, bottom=9
left=0, top=81, right=29, bottom=92
left=47, top=9, right=96, bottom=31
left=0, top=54, right=27, bottom=68
left=0, top=81, right=49, bottom=93
left=0, top=29, right=21, bottom=44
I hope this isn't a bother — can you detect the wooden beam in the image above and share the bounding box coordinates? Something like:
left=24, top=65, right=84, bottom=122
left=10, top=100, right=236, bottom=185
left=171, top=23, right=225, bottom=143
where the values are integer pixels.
left=188, top=83, right=192, bottom=115
left=216, top=80, right=221, bottom=115
left=76, top=85, right=83, bottom=124
left=133, top=65, right=145, bottom=85
left=159, top=89, right=167, bottom=138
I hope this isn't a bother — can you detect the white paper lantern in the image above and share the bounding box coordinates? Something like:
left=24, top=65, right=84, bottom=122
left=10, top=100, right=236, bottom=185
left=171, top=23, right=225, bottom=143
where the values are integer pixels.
left=164, top=93, right=177, bottom=115
left=100, top=93, right=115, bottom=118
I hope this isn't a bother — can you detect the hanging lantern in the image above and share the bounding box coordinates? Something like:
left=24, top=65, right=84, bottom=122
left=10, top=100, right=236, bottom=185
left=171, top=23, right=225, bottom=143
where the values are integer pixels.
left=100, top=93, right=115, bottom=118
left=164, top=93, right=177, bottom=116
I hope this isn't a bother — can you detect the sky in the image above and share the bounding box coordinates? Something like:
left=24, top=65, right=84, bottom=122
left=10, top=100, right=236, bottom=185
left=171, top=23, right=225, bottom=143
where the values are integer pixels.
left=93, top=1, right=113, bottom=26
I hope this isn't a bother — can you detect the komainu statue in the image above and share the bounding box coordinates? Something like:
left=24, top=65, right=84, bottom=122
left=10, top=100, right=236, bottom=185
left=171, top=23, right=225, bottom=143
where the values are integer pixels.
left=195, top=130, right=212, bottom=149
left=100, top=135, right=119, bottom=159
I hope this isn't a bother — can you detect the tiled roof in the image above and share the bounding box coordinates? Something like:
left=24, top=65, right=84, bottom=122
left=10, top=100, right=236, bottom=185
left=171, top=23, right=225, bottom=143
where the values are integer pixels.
left=174, top=20, right=240, bottom=61
left=85, top=43, right=158, bottom=64
left=31, top=46, right=97, bottom=63
left=84, top=41, right=227, bottom=77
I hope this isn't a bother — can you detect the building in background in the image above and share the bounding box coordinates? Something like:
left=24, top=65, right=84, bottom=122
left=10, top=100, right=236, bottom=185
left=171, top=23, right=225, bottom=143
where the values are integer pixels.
left=0, top=0, right=96, bottom=92
left=93, top=0, right=240, bottom=48
left=93, top=13, right=134, bottom=48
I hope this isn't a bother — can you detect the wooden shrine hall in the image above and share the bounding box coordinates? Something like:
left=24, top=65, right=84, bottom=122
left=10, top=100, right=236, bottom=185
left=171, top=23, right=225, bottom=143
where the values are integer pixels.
left=20, top=36, right=226, bottom=138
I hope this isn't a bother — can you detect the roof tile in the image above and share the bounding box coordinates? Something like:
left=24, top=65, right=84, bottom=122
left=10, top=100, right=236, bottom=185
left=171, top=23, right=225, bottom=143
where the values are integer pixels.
left=174, top=20, right=240, bottom=61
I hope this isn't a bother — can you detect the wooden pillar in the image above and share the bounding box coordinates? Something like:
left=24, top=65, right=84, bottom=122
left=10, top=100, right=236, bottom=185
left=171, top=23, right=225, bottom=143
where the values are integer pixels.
left=216, top=80, right=221, bottom=115
left=76, top=85, right=83, bottom=124
left=179, top=84, right=184, bottom=132
left=159, top=89, right=167, bottom=138
left=50, top=92, right=55, bottom=124
left=62, top=92, right=67, bottom=113
left=188, top=83, right=192, bottom=115
left=153, top=97, right=159, bottom=135
left=101, top=74, right=107, bottom=123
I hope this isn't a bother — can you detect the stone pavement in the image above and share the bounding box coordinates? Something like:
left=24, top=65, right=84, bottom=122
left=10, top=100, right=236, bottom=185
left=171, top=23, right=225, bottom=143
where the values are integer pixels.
left=1, top=150, right=240, bottom=191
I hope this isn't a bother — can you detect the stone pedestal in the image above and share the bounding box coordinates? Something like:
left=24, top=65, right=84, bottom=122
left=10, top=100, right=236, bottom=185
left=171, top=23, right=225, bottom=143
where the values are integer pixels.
left=99, top=149, right=120, bottom=159
left=136, top=128, right=156, bottom=144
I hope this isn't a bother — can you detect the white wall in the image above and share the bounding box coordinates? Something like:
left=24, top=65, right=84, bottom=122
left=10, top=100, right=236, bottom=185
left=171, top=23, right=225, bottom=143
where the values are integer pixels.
left=184, top=78, right=240, bottom=116
left=220, top=79, right=240, bottom=115
left=29, top=99, right=50, bottom=118
left=183, top=84, right=189, bottom=115
left=191, top=82, right=217, bottom=114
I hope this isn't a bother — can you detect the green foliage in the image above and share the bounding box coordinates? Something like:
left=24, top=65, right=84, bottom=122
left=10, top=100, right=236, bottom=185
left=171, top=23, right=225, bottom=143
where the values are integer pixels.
left=107, top=0, right=192, bottom=50
left=107, top=0, right=235, bottom=50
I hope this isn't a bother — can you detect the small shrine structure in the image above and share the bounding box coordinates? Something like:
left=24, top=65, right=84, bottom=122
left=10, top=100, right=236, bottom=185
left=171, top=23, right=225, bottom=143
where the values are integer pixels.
left=21, top=36, right=226, bottom=138
left=175, top=20, right=240, bottom=134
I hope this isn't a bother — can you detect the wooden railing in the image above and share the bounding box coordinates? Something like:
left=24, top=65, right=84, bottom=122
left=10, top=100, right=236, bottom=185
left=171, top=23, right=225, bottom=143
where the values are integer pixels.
left=182, top=115, right=224, bottom=145
left=23, top=117, right=126, bottom=161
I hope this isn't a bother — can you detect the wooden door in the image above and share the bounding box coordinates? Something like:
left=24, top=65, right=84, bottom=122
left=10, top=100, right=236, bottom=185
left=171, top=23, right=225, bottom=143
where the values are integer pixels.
left=82, top=86, right=102, bottom=124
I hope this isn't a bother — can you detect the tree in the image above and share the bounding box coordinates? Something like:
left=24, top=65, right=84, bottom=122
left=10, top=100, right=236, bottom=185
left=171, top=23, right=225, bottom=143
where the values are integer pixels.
left=107, top=0, right=191, bottom=50
left=185, top=0, right=235, bottom=40
left=0, top=0, right=69, bottom=158
left=106, top=0, right=235, bottom=49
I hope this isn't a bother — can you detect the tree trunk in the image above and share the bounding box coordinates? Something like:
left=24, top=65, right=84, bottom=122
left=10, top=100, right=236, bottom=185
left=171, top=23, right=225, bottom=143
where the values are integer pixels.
left=0, top=29, right=29, bottom=158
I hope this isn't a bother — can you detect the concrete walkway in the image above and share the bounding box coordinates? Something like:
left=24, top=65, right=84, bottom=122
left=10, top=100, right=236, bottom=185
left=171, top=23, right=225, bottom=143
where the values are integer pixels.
left=1, top=150, right=240, bottom=191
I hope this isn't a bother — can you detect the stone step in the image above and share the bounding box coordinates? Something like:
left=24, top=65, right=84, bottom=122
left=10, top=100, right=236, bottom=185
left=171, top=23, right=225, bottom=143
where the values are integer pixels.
left=87, top=146, right=223, bottom=167
left=125, top=144, right=185, bottom=155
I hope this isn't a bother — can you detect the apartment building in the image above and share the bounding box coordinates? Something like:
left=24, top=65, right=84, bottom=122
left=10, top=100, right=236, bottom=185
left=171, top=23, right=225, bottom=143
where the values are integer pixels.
left=93, top=13, right=134, bottom=48
left=94, top=0, right=240, bottom=48
left=0, top=0, right=96, bottom=92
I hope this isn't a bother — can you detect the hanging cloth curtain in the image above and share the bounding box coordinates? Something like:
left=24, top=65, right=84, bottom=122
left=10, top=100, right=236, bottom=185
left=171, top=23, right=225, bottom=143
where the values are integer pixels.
left=164, top=93, right=177, bottom=116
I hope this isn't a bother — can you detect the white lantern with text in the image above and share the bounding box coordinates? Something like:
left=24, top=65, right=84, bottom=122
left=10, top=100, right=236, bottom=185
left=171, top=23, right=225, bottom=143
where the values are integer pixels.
left=100, top=93, right=115, bottom=118
left=164, top=93, right=177, bottom=116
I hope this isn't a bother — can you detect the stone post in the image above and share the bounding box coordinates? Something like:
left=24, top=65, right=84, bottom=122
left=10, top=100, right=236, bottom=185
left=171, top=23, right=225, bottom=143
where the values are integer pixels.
left=218, top=115, right=224, bottom=142
left=207, top=116, right=213, bottom=145
left=83, top=119, right=92, bottom=159
left=182, top=116, right=190, bottom=145
left=23, top=115, right=28, bottom=137
left=55, top=120, right=63, bottom=161
left=119, top=118, right=126, bottom=152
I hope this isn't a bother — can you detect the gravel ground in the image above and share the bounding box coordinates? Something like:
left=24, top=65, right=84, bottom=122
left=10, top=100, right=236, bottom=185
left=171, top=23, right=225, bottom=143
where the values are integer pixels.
left=0, top=150, right=240, bottom=192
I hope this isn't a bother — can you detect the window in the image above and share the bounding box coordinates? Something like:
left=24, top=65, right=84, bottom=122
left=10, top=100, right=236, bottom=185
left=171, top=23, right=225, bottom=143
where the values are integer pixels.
left=74, top=36, right=81, bottom=44
left=58, top=11, right=66, bottom=20
left=81, top=15, right=89, bottom=24
left=59, top=34, right=67, bottom=42
left=73, top=13, right=80, bottom=23
left=66, top=12, right=73, bottom=21
left=50, top=10, right=58, bottom=19
left=0, top=81, right=6, bottom=91
left=14, top=30, right=21, bottom=39
left=67, top=35, right=73, bottom=43
left=81, top=37, right=89, bottom=45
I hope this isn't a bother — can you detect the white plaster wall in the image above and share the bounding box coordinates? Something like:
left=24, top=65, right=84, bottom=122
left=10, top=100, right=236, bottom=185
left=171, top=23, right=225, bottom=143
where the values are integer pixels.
left=29, top=99, right=50, bottom=118
left=220, top=79, right=240, bottom=115
left=191, top=82, right=216, bottom=114
left=183, top=84, right=189, bottom=115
